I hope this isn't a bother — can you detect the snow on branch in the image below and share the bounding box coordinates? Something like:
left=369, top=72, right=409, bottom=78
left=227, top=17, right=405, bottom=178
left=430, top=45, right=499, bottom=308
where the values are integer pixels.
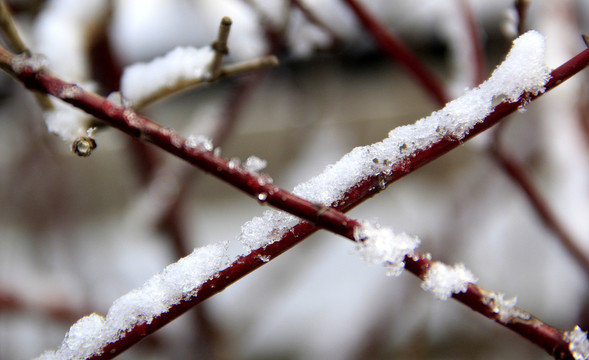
left=353, top=221, right=478, bottom=302
left=32, top=0, right=110, bottom=144
left=120, top=45, right=216, bottom=106
left=120, top=16, right=277, bottom=109
left=421, top=262, right=478, bottom=301
left=481, top=291, right=525, bottom=323
left=354, top=221, right=420, bottom=277
left=35, top=242, right=230, bottom=360
left=239, top=30, right=550, bottom=251
left=1, top=30, right=588, bottom=359
left=564, top=326, right=589, bottom=360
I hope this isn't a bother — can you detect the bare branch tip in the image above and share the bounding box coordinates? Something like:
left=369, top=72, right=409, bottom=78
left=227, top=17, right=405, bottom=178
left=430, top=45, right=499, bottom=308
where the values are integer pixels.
left=266, top=55, right=279, bottom=66
left=72, top=136, right=97, bottom=157
left=582, top=34, right=589, bottom=48
left=208, top=16, right=234, bottom=79
left=221, top=16, right=232, bottom=26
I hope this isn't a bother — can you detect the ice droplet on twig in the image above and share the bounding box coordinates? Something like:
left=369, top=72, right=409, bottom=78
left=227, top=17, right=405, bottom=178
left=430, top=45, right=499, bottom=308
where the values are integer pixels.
left=228, top=157, right=240, bottom=170
left=71, top=136, right=97, bottom=157
left=257, top=192, right=268, bottom=202
left=482, top=292, right=524, bottom=322
left=258, top=254, right=271, bottom=262
left=244, top=155, right=267, bottom=174
left=185, top=134, right=213, bottom=152
left=257, top=174, right=274, bottom=186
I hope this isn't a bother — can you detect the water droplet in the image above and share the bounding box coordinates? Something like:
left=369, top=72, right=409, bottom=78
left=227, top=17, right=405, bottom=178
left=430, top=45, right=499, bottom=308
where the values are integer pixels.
left=257, top=192, right=268, bottom=202
left=228, top=157, right=240, bottom=170
left=517, top=96, right=531, bottom=113
left=71, top=136, right=97, bottom=157
left=378, top=177, right=387, bottom=190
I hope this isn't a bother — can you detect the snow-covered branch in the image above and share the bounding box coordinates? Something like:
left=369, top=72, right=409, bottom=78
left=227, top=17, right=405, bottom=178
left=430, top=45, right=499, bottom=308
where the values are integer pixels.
left=119, top=26, right=278, bottom=109
left=1, top=31, right=555, bottom=250
left=1, top=29, right=586, bottom=359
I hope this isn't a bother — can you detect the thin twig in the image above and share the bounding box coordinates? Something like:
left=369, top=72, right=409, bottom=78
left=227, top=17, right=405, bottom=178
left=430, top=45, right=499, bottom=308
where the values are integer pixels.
left=490, top=141, right=589, bottom=278
left=0, top=2, right=52, bottom=114
left=458, top=0, right=486, bottom=86
left=218, top=55, right=278, bottom=78
left=342, top=0, right=450, bottom=106
left=577, top=53, right=589, bottom=152
left=0, top=285, right=88, bottom=323
left=0, top=0, right=27, bottom=53
left=582, top=34, right=589, bottom=48
left=290, top=0, right=343, bottom=46
left=133, top=55, right=278, bottom=109
left=0, top=43, right=12, bottom=73
left=3, top=42, right=589, bottom=359
left=209, top=16, right=232, bottom=80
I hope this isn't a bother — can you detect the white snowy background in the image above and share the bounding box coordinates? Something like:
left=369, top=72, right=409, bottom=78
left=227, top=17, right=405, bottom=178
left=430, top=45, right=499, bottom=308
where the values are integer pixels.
left=1, top=0, right=589, bottom=359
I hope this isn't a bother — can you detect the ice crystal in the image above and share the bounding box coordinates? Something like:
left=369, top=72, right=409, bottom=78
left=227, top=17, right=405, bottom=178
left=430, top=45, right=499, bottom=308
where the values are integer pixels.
left=564, top=326, right=589, bottom=360
left=354, top=222, right=420, bottom=277
left=421, top=262, right=478, bottom=301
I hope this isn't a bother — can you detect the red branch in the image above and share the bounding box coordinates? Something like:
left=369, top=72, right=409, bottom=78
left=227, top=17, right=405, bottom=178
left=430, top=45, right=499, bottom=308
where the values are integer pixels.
left=458, top=0, right=486, bottom=86
left=342, top=0, right=450, bottom=106
left=490, top=145, right=589, bottom=277
left=5, top=46, right=589, bottom=359
left=291, top=0, right=343, bottom=46
left=0, top=285, right=86, bottom=323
